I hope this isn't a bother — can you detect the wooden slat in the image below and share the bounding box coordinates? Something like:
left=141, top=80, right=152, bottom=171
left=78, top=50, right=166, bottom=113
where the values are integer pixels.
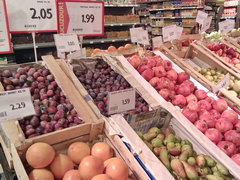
left=42, top=55, right=98, bottom=123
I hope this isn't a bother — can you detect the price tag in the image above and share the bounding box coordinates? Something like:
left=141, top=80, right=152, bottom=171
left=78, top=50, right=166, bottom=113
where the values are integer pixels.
left=162, top=25, right=177, bottom=42
left=212, top=73, right=230, bottom=93
left=137, top=29, right=150, bottom=45
left=57, top=51, right=66, bottom=59
left=196, top=10, right=208, bottom=25
left=0, top=88, right=35, bottom=121
left=6, top=0, right=57, bottom=33
left=200, top=16, right=212, bottom=33
left=130, top=27, right=143, bottom=43
left=0, top=0, right=12, bottom=54
left=108, top=88, right=136, bottom=115
left=54, top=34, right=80, bottom=52
left=219, top=20, right=235, bottom=34
left=152, top=36, right=163, bottom=49
left=67, top=48, right=86, bottom=59
left=57, top=0, right=104, bottom=36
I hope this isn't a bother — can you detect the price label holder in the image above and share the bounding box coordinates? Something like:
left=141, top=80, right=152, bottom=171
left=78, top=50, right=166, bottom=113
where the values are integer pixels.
left=130, top=27, right=143, bottom=43
left=57, top=0, right=104, bottom=36
left=162, top=25, right=177, bottom=42
left=0, top=0, right=12, bottom=54
left=108, top=88, right=136, bottom=115
left=152, top=36, right=163, bottom=49
left=6, top=0, right=57, bottom=32
left=54, top=34, right=80, bottom=53
left=137, top=29, right=150, bottom=46
left=196, top=10, right=208, bottom=25
left=219, top=20, right=235, bottom=34
left=200, top=16, right=212, bottom=33
left=212, top=73, right=230, bottom=93
left=0, top=88, right=35, bottom=121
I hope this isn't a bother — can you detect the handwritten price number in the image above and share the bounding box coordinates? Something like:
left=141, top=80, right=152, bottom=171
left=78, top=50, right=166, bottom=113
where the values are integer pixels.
left=10, top=102, right=26, bottom=111
left=30, top=8, right=53, bottom=20
left=169, top=32, right=174, bottom=36
left=122, top=98, right=130, bottom=105
left=81, top=14, right=95, bottom=23
left=68, top=41, right=75, bottom=46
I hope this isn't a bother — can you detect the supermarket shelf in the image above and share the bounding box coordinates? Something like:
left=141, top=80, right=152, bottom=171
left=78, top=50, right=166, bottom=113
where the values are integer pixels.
left=150, top=16, right=197, bottom=19
left=221, top=16, right=236, bottom=19
left=137, top=0, right=165, bottom=4
left=104, top=4, right=139, bottom=7
left=139, top=14, right=150, bottom=17
left=149, top=6, right=204, bottom=11
left=224, top=5, right=239, bottom=8
left=13, top=38, right=131, bottom=50
left=151, top=24, right=194, bottom=28
left=105, top=22, right=143, bottom=27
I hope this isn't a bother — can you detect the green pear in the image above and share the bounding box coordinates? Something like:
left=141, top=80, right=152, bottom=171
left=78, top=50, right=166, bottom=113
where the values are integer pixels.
left=167, top=142, right=181, bottom=156
left=216, top=163, right=229, bottom=176
left=159, top=149, right=171, bottom=170
left=156, top=133, right=165, bottom=141
left=181, top=139, right=192, bottom=146
left=179, top=151, right=190, bottom=161
left=204, top=155, right=216, bottom=167
left=206, top=175, right=224, bottom=180
left=181, top=145, right=193, bottom=156
left=151, top=137, right=163, bottom=148
left=153, top=146, right=166, bottom=156
left=187, top=157, right=196, bottom=166
left=170, top=159, right=186, bottom=178
left=163, top=133, right=176, bottom=145
left=136, top=131, right=143, bottom=139
left=148, top=127, right=161, bottom=134
left=181, top=161, right=198, bottom=180
left=143, top=132, right=158, bottom=142
left=175, top=135, right=181, bottom=143
left=196, top=154, right=206, bottom=167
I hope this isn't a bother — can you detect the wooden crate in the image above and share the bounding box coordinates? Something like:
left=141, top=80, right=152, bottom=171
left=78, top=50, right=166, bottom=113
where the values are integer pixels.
left=160, top=43, right=240, bottom=110
left=0, top=59, right=102, bottom=168
left=11, top=118, right=150, bottom=180
left=224, top=36, right=240, bottom=50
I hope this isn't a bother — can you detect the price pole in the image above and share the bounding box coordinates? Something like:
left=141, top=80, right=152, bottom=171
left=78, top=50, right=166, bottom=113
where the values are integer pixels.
left=32, top=32, right=38, bottom=62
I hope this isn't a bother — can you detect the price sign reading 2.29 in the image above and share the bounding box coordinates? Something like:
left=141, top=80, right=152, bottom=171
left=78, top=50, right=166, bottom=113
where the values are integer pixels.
left=6, top=0, right=57, bottom=33
left=57, top=0, right=104, bottom=36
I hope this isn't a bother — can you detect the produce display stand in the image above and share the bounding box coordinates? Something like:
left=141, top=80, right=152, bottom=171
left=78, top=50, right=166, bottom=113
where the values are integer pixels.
left=109, top=51, right=240, bottom=178
left=224, top=36, right=240, bottom=49
left=0, top=60, right=104, bottom=170
left=160, top=42, right=240, bottom=110
left=11, top=118, right=150, bottom=180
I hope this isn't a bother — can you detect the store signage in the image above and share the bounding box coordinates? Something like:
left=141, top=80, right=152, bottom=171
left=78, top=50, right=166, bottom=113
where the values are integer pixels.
left=6, top=0, right=57, bottom=33
left=196, top=10, right=208, bottom=25
left=162, top=25, right=177, bottom=42
left=57, top=0, right=104, bottom=36
left=54, top=33, right=80, bottom=52
left=200, top=16, right=212, bottom=33
left=152, top=36, right=163, bottom=49
left=130, top=27, right=143, bottom=43
left=0, top=88, right=35, bottom=121
left=212, top=73, right=230, bottom=93
left=219, top=19, right=235, bottom=34
left=108, top=88, right=136, bottom=115
left=137, top=29, right=150, bottom=45
left=0, top=0, right=12, bottom=54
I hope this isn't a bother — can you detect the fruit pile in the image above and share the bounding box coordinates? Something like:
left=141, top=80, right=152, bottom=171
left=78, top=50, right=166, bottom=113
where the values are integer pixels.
left=25, top=141, right=132, bottom=180
left=207, top=43, right=240, bottom=70
left=74, top=61, right=149, bottom=116
left=137, top=127, right=235, bottom=180
left=0, top=66, right=83, bottom=138
left=202, top=32, right=223, bottom=40
left=197, top=68, right=240, bottom=97
left=127, top=54, right=240, bottom=165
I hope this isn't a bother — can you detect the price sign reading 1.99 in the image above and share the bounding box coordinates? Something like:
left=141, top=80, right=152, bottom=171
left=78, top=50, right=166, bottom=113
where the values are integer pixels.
left=57, top=0, right=104, bottom=36
left=6, top=0, right=57, bottom=33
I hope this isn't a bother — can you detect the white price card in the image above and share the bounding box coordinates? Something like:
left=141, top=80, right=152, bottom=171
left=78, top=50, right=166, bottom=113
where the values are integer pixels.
left=212, top=73, right=230, bottom=93
left=6, top=0, right=57, bottom=33
left=196, top=10, right=208, bottom=25
left=54, top=34, right=80, bottom=52
left=0, top=0, right=12, bottom=54
left=200, top=16, right=212, bottom=33
left=0, top=88, right=35, bottom=121
left=57, top=0, right=104, bottom=36
left=130, top=27, right=143, bottom=43
left=162, top=25, right=177, bottom=42
left=108, top=88, right=136, bottom=115
left=152, top=36, right=163, bottom=49
left=67, top=48, right=87, bottom=60
left=219, top=20, right=235, bottom=34
left=175, top=26, right=183, bottom=39
left=137, top=29, right=150, bottom=45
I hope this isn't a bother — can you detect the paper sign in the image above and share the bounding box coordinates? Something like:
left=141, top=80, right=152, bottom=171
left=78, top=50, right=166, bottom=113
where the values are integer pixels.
left=0, top=0, right=12, bottom=54
left=54, top=34, right=80, bottom=52
left=130, top=27, right=143, bottom=43
left=196, top=10, right=208, bottom=25
left=175, top=26, right=183, bottom=39
left=212, top=73, right=230, bottom=93
left=57, top=0, right=104, bottom=36
left=162, top=25, right=177, bottom=42
left=219, top=20, right=235, bottom=34
left=137, top=29, right=150, bottom=45
left=6, top=0, right=57, bottom=33
left=152, top=36, right=163, bottom=48
left=200, top=16, right=212, bottom=33
left=67, top=48, right=87, bottom=59
left=0, top=88, right=35, bottom=121
left=57, top=51, right=66, bottom=59
left=108, top=88, right=136, bottom=115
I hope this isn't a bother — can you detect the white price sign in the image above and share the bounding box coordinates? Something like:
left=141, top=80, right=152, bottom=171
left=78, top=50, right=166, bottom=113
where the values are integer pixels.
left=0, top=0, right=12, bottom=54
left=130, top=27, right=143, bottom=43
left=6, top=0, right=57, bottom=33
left=200, top=16, right=212, bottom=33
left=57, top=0, right=104, bottom=36
left=196, top=10, right=208, bottom=25
left=0, top=88, right=35, bottom=121
left=137, top=29, right=150, bottom=45
left=54, top=34, right=80, bottom=52
left=152, top=36, right=163, bottom=49
left=175, top=26, right=183, bottom=39
left=162, top=25, right=177, bottom=42
left=219, top=20, right=235, bottom=34
left=212, top=73, right=230, bottom=93
left=108, top=88, right=136, bottom=115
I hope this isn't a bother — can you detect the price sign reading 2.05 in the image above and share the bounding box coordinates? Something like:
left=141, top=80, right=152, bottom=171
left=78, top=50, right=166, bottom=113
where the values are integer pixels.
left=29, top=8, right=53, bottom=20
